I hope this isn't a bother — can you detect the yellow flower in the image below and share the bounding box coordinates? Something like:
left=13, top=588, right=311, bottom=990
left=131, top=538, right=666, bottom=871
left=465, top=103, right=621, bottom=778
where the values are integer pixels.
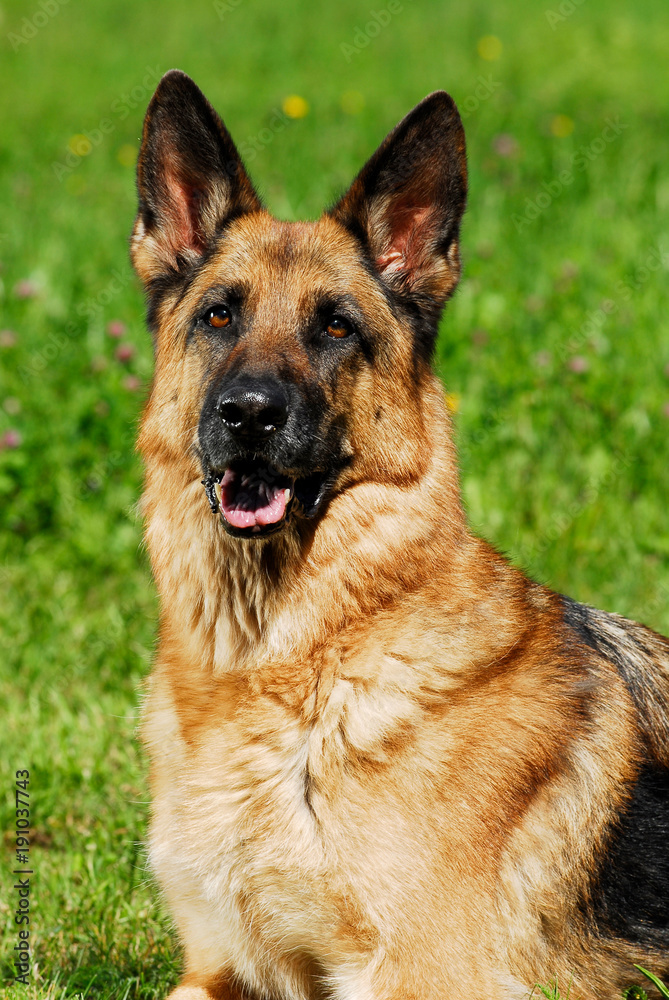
left=445, top=392, right=461, bottom=414
left=282, top=95, right=309, bottom=119
left=68, top=134, right=92, bottom=157
left=477, top=35, right=503, bottom=61
left=551, top=114, right=574, bottom=138
left=117, top=144, right=138, bottom=167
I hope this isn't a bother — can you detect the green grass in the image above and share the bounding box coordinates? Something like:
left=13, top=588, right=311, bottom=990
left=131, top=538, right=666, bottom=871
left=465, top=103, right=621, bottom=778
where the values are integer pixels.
left=531, top=967, right=669, bottom=999
left=628, top=966, right=669, bottom=998
left=531, top=979, right=575, bottom=1000
left=1, top=0, right=668, bottom=996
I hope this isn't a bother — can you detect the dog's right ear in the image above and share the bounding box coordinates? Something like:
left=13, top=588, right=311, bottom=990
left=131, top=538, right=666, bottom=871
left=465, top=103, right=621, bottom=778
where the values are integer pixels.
left=131, top=69, right=261, bottom=287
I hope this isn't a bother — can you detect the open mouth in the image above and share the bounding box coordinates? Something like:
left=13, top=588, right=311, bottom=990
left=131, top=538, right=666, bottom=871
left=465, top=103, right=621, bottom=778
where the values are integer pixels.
left=211, top=463, right=295, bottom=536
left=202, top=460, right=339, bottom=538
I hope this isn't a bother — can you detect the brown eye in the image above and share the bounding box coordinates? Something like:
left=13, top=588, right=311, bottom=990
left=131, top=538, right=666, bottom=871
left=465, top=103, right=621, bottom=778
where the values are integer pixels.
left=325, top=317, right=352, bottom=339
left=205, top=306, right=231, bottom=329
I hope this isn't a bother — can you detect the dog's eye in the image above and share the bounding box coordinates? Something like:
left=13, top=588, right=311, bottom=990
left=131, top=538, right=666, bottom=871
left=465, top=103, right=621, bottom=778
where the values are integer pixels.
left=324, top=317, right=352, bottom=339
left=205, top=306, right=232, bottom=329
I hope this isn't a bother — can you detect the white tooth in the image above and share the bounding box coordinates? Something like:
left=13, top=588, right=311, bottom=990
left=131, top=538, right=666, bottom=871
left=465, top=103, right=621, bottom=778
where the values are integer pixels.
left=284, top=488, right=292, bottom=501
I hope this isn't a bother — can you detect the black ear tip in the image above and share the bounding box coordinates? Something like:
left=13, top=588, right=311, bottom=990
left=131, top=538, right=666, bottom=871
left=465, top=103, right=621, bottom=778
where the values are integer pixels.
left=151, top=68, right=202, bottom=103
left=159, top=68, right=195, bottom=85
left=386, top=90, right=463, bottom=145
left=421, top=90, right=461, bottom=120
left=424, top=89, right=455, bottom=103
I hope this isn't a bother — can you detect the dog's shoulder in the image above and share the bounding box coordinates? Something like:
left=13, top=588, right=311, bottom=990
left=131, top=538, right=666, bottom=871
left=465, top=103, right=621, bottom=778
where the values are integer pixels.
left=561, top=595, right=669, bottom=762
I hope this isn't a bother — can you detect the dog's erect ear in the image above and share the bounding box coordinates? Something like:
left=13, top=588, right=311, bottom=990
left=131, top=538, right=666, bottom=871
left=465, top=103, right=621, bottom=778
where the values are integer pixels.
left=131, top=69, right=261, bottom=286
left=329, top=91, right=467, bottom=318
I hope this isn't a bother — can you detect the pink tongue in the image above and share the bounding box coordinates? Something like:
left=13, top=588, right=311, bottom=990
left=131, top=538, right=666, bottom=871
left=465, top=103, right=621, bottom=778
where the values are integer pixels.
left=220, top=469, right=289, bottom=530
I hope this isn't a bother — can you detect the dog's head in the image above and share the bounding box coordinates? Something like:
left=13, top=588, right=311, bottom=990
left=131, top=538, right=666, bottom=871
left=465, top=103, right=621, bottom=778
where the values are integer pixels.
left=132, top=70, right=466, bottom=539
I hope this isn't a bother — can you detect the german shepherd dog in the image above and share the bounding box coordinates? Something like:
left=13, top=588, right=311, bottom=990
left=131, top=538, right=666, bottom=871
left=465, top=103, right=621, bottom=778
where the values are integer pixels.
left=131, top=70, right=669, bottom=999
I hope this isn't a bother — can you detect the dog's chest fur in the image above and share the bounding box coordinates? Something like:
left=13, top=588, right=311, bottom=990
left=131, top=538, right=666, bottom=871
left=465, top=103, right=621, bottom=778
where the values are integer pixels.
left=143, top=642, right=447, bottom=992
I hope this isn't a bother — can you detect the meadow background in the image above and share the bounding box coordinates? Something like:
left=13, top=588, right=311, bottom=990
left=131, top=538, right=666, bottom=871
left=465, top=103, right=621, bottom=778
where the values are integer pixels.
left=1, top=0, right=668, bottom=997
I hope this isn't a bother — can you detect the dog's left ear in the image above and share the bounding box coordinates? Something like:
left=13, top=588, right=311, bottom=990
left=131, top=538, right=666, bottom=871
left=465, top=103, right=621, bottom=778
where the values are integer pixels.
left=329, top=91, right=467, bottom=320
left=131, top=69, right=261, bottom=287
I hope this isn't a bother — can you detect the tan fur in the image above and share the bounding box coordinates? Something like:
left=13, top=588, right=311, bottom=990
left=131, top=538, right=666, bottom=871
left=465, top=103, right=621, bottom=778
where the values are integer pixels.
left=133, top=82, right=668, bottom=1000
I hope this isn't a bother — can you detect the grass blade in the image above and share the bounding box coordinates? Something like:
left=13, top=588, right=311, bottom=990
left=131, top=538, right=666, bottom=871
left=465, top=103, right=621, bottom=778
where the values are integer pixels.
left=634, top=966, right=669, bottom=998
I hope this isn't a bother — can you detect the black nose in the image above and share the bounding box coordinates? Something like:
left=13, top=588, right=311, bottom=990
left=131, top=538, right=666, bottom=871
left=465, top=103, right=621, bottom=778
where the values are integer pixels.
left=217, top=380, right=289, bottom=441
